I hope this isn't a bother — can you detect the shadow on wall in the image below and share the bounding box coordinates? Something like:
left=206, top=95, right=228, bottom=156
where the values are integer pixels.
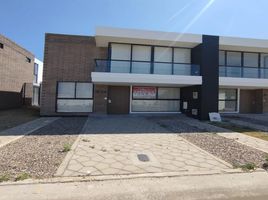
left=0, top=83, right=33, bottom=110
left=0, top=91, right=23, bottom=110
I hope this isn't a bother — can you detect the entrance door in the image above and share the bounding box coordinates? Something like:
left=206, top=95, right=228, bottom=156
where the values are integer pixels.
left=108, top=86, right=130, bottom=114
left=240, top=90, right=256, bottom=113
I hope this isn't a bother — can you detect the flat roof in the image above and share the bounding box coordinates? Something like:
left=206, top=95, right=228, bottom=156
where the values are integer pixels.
left=95, top=26, right=202, bottom=48
left=95, top=26, right=268, bottom=52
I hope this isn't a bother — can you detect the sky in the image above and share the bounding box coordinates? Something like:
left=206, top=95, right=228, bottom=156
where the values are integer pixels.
left=1, top=0, right=267, bottom=60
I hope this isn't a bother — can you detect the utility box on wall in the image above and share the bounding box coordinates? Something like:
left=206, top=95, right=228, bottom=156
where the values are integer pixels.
left=180, top=85, right=201, bottom=119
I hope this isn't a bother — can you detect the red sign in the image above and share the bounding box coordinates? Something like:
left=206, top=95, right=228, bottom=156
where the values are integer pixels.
left=132, top=86, right=156, bottom=99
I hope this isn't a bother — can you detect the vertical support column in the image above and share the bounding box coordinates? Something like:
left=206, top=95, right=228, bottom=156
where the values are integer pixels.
left=200, top=35, right=219, bottom=120
left=188, top=35, right=219, bottom=120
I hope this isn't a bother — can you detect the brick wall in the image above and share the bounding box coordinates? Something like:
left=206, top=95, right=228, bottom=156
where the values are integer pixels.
left=0, top=34, right=34, bottom=109
left=40, top=33, right=107, bottom=116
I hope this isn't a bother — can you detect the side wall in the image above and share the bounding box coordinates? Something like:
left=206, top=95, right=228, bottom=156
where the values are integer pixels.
left=0, top=34, right=34, bottom=109
left=40, top=34, right=107, bottom=116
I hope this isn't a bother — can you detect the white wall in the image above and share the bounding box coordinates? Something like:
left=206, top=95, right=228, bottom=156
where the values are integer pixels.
left=34, top=58, right=43, bottom=86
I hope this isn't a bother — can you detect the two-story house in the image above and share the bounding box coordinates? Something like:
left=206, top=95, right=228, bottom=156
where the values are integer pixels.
left=40, top=27, right=268, bottom=120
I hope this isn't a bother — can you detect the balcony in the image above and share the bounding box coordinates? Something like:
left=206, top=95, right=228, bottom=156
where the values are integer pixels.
left=219, top=66, right=268, bottom=79
left=95, top=59, right=200, bottom=76
left=92, top=59, right=202, bottom=86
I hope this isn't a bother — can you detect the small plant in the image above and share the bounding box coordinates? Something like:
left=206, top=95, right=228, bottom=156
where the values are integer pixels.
left=114, top=148, right=120, bottom=152
left=63, top=143, right=72, bottom=152
left=234, top=163, right=256, bottom=171
left=0, top=174, right=10, bottom=182
left=15, top=173, right=30, bottom=181
left=89, top=145, right=95, bottom=149
left=265, top=155, right=268, bottom=162
left=262, top=155, right=268, bottom=170
left=82, top=139, right=90, bottom=142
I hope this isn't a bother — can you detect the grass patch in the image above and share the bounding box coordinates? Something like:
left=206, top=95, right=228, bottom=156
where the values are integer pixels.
left=243, top=132, right=268, bottom=142
left=210, top=121, right=268, bottom=141
left=15, top=173, right=30, bottom=181
left=0, top=174, right=10, bottom=182
left=210, top=121, right=254, bottom=132
left=62, top=143, right=72, bottom=152
left=234, top=163, right=256, bottom=171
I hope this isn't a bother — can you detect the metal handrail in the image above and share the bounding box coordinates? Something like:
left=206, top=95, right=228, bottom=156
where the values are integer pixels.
left=219, top=65, right=268, bottom=79
left=95, top=59, right=200, bottom=76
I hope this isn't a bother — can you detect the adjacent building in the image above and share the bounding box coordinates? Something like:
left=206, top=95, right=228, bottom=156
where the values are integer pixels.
left=32, top=58, right=43, bottom=106
left=0, top=34, right=43, bottom=109
left=40, top=27, right=268, bottom=120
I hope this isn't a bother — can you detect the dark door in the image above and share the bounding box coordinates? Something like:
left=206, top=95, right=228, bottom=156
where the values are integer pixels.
left=108, top=86, right=130, bottom=114
left=240, top=90, right=256, bottom=113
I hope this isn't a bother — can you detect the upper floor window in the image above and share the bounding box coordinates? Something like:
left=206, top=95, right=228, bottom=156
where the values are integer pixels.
left=261, top=54, right=268, bottom=68
left=243, top=53, right=258, bottom=68
left=111, top=44, right=131, bottom=60
left=226, top=51, right=242, bottom=66
left=174, top=48, right=191, bottom=63
left=108, top=43, right=193, bottom=75
left=26, top=57, right=31, bottom=63
left=219, top=50, right=225, bottom=65
left=0, top=43, right=3, bottom=49
left=132, top=45, right=151, bottom=74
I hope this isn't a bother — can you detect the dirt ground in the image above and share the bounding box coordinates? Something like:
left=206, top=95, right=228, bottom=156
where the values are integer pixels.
left=0, top=107, right=40, bottom=132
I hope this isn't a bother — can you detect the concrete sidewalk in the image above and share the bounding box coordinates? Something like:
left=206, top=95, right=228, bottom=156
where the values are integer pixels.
left=1, top=172, right=268, bottom=200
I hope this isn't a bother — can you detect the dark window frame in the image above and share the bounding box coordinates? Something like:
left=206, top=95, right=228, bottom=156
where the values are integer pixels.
left=218, top=89, right=238, bottom=112
left=109, top=42, right=191, bottom=64
left=131, top=86, right=181, bottom=113
left=219, top=50, right=266, bottom=68
left=55, top=81, right=94, bottom=113
left=0, top=43, right=3, bottom=49
left=26, top=57, right=31, bottom=63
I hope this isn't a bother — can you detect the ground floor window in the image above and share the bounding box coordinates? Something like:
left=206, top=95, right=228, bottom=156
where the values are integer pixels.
left=131, top=86, right=180, bottom=112
left=218, top=88, right=237, bottom=112
left=56, top=82, right=93, bottom=112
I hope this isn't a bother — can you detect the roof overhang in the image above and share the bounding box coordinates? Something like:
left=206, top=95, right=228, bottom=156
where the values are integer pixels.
left=220, top=36, right=268, bottom=53
left=95, top=27, right=202, bottom=48
left=92, top=72, right=202, bottom=87
left=219, top=77, right=268, bottom=89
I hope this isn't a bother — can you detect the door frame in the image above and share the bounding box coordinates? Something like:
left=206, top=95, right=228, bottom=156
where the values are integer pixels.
left=107, top=86, right=130, bottom=114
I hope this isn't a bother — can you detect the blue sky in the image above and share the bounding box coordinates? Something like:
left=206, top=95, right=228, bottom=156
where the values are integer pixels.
left=1, top=0, right=267, bottom=60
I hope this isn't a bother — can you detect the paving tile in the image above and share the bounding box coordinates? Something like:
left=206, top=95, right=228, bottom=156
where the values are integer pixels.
left=56, top=116, right=232, bottom=177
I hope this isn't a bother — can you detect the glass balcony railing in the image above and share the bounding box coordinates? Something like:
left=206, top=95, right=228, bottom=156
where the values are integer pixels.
left=95, top=59, right=200, bottom=76
left=219, top=66, right=268, bottom=79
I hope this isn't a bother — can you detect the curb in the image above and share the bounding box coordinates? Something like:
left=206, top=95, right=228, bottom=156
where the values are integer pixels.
left=1, top=168, right=263, bottom=187
left=55, top=135, right=81, bottom=176
left=55, top=116, right=90, bottom=176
